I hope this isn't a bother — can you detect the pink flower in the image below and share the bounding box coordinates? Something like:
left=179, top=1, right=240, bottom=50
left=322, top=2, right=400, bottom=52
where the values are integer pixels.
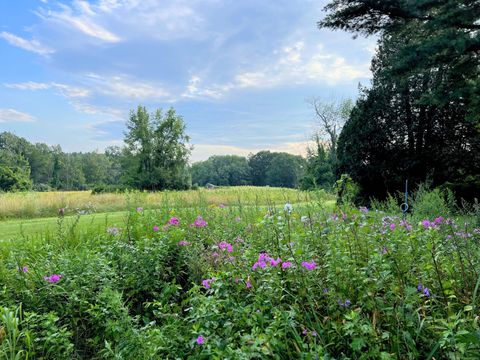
left=178, top=240, right=190, bottom=246
left=389, top=223, right=396, bottom=231
left=301, top=260, right=316, bottom=271
left=212, top=251, right=220, bottom=257
left=136, top=207, right=143, bottom=213
left=218, top=241, right=233, bottom=253
left=282, top=261, right=292, bottom=269
left=19, top=266, right=28, bottom=273
left=219, top=203, right=226, bottom=208
left=44, top=274, right=62, bottom=283
left=192, top=216, right=207, bottom=228
left=168, top=217, right=180, bottom=226
left=163, top=225, right=170, bottom=231
left=270, top=258, right=282, bottom=267
left=246, top=281, right=252, bottom=289
left=235, top=217, right=241, bottom=221
left=153, top=225, right=160, bottom=232
left=196, top=335, right=204, bottom=345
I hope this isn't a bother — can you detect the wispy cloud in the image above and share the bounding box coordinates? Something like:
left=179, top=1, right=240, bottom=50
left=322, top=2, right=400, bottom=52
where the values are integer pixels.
left=0, top=108, right=36, bottom=123
left=5, top=81, right=90, bottom=98
left=37, top=1, right=121, bottom=43
left=0, top=31, right=54, bottom=56
left=85, top=73, right=170, bottom=100
left=183, top=40, right=370, bottom=100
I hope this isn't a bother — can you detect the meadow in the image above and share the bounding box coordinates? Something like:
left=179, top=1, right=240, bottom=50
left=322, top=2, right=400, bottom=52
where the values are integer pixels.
left=0, top=187, right=479, bottom=359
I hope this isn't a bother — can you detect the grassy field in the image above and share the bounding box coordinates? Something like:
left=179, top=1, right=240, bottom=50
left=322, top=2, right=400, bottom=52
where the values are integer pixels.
left=0, top=187, right=334, bottom=241
left=1, top=187, right=479, bottom=359
left=0, top=187, right=320, bottom=220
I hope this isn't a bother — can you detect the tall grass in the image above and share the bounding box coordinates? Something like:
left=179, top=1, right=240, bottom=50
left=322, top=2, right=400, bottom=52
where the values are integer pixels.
left=0, top=187, right=328, bottom=220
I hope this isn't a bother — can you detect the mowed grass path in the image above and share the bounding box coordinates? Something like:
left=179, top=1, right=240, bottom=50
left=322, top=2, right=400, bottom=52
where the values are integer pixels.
left=0, top=187, right=334, bottom=241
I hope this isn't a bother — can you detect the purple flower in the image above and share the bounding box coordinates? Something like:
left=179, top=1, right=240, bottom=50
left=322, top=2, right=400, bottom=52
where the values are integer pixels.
left=178, top=240, right=190, bottom=246
left=301, top=260, right=316, bottom=271
left=331, top=214, right=339, bottom=221
left=400, top=220, right=412, bottom=231
left=389, top=223, right=396, bottom=231
left=107, top=227, right=119, bottom=236
left=163, top=225, right=170, bottom=231
left=323, top=288, right=329, bottom=294
left=212, top=251, right=220, bottom=258
left=246, top=281, right=252, bottom=289
left=433, top=217, right=444, bottom=225
left=196, top=335, right=204, bottom=345
left=282, top=261, right=292, bottom=269
left=423, top=287, right=431, bottom=298
left=359, top=206, right=369, bottom=213
left=153, top=225, right=160, bottom=232
left=192, top=216, right=207, bottom=228
left=44, top=274, right=62, bottom=283
left=422, top=220, right=432, bottom=229
left=202, top=278, right=214, bottom=289
left=235, top=217, right=242, bottom=221
left=338, top=299, right=351, bottom=308
left=219, top=203, right=226, bottom=209
left=417, top=282, right=423, bottom=292
left=136, top=207, right=143, bottom=213
left=19, top=266, right=28, bottom=273
left=168, top=217, right=180, bottom=226
left=302, top=329, right=308, bottom=336
left=311, top=331, right=317, bottom=337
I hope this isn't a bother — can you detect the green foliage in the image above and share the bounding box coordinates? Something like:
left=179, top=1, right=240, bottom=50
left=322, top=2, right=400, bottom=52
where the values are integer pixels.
left=123, top=106, right=191, bottom=190
left=1, top=189, right=479, bottom=358
left=191, top=155, right=251, bottom=186
left=322, top=1, right=480, bottom=201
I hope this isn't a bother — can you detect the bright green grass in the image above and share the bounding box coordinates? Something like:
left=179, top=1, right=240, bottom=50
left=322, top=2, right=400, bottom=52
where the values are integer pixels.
left=0, top=200, right=337, bottom=241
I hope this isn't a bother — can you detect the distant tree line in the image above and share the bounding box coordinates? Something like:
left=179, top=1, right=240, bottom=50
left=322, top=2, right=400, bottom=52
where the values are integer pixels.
left=191, top=151, right=306, bottom=188
left=1, top=106, right=319, bottom=192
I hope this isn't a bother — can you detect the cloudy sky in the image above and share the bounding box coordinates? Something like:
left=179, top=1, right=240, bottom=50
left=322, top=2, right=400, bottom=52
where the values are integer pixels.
left=0, top=0, right=374, bottom=161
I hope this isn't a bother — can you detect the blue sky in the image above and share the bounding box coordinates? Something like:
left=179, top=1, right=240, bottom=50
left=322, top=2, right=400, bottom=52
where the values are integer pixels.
left=0, top=0, right=375, bottom=161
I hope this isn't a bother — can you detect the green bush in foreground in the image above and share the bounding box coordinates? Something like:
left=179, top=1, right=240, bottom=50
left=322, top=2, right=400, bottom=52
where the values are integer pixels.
left=0, top=194, right=479, bottom=359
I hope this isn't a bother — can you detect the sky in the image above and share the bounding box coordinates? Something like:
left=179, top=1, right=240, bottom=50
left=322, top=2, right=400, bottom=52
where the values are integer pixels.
left=0, top=0, right=375, bottom=162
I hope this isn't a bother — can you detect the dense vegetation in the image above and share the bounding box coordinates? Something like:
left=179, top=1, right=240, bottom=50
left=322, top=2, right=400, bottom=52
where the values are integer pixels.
left=1, top=188, right=479, bottom=359
left=319, top=0, right=480, bottom=200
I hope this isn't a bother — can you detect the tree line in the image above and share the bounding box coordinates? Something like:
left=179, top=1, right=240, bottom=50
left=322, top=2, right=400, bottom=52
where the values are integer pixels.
left=0, top=105, right=321, bottom=192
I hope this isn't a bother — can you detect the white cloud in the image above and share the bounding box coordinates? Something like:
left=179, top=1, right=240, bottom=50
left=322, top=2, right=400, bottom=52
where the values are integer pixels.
left=5, top=82, right=90, bottom=98
left=38, top=1, right=121, bottom=43
left=0, top=31, right=54, bottom=55
left=0, top=108, right=36, bottom=123
left=183, top=40, right=371, bottom=100
left=37, top=0, right=206, bottom=43
left=85, top=74, right=170, bottom=100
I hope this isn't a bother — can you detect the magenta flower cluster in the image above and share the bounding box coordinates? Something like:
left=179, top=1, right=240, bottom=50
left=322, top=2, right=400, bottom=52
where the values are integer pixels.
left=192, top=216, right=207, bottom=228
left=168, top=217, right=180, bottom=226
left=301, top=260, right=316, bottom=270
left=218, top=241, right=233, bottom=253
left=44, top=274, right=62, bottom=283
left=251, top=253, right=283, bottom=270
left=421, top=217, right=445, bottom=229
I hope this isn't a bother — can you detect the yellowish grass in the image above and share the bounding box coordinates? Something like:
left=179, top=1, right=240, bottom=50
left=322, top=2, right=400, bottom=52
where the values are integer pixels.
left=0, top=187, right=332, bottom=220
